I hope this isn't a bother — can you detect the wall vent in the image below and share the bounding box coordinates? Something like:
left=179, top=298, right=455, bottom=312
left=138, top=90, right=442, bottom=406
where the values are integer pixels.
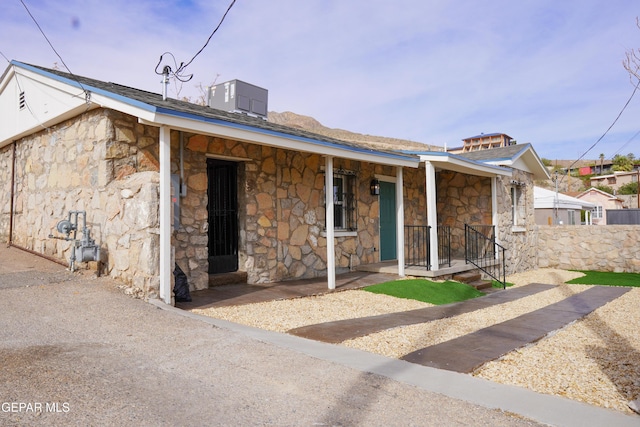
left=18, top=91, right=26, bottom=110
left=207, top=80, right=268, bottom=119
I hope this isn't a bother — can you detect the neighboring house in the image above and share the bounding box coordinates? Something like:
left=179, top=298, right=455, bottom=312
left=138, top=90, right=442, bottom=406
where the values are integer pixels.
left=576, top=187, right=625, bottom=225
left=590, top=170, right=639, bottom=192
left=533, top=186, right=595, bottom=225
left=448, top=133, right=516, bottom=154
left=0, top=61, right=549, bottom=304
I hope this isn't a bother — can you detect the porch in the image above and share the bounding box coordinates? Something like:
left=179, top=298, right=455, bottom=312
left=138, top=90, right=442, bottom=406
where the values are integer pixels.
left=364, top=224, right=507, bottom=285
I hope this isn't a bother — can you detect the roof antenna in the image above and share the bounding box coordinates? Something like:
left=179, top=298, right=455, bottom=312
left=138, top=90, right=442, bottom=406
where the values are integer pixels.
left=161, top=65, right=170, bottom=101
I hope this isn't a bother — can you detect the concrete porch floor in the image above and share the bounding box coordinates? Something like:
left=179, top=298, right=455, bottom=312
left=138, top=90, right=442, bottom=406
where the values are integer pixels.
left=356, top=258, right=481, bottom=279
left=176, top=271, right=400, bottom=310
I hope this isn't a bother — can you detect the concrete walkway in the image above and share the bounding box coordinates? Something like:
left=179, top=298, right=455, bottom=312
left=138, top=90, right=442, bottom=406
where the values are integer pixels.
left=402, top=285, right=631, bottom=373
left=288, top=283, right=555, bottom=343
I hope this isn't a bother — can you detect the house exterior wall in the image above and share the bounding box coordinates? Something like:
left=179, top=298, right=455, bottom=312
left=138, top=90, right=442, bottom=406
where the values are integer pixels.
left=537, top=225, right=640, bottom=272
left=535, top=208, right=554, bottom=225
left=577, top=189, right=624, bottom=225
left=495, top=170, right=538, bottom=275
left=0, top=144, right=13, bottom=242
left=535, top=208, right=580, bottom=226
left=590, top=171, right=638, bottom=191
left=176, top=134, right=426, bottom=289
left=436, top=171, right=492, bottom=257
left=0, top=105, right=429, bottom=295
left=2, top=108, right=163, bottom=296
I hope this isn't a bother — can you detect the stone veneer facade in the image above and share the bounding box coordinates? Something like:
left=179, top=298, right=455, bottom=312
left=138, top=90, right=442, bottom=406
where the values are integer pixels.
left=177, top=134, right=428, bottom=289
left=0, top=108, right=163, bottom=296
left=0, top=106, right=545, bottom=297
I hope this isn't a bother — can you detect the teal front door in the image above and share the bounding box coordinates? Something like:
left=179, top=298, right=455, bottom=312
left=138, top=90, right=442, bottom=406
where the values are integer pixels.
left=379, top=181, right=397, bottom=261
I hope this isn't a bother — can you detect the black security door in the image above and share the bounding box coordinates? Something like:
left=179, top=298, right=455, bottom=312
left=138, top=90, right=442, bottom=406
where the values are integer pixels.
left=207, top=159, right=238, bottom=274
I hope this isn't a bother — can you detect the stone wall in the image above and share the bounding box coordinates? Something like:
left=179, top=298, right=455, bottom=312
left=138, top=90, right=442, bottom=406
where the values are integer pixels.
left=4, top=108, right=163, bottom=296
left=495, top=170, right=538, bottom=275
left=0, top=144, right=13, bottom=243
left=436, top=171, right=492, bottom=257
left=537, top=225, right=640, bottom=272
left=175, top=134, right=424, bottom=288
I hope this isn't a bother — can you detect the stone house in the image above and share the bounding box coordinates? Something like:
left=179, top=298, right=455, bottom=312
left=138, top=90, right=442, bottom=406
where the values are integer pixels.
left=0, top=61, right=548, bottom=303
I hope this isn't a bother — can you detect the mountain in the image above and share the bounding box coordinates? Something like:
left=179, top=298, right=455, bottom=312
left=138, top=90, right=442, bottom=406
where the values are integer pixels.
left=268, top=111, right=443, bottom=152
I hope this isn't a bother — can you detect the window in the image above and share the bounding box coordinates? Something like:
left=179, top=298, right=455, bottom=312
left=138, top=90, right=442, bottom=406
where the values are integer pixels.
left=607, top=177, right=616, bottom=185
left=567, top=210, right=576, bottom=225
left=511, top=185, right=526, bottom=229
left=592, top=205, right=603, bottom=219
left=326, top=172, right=356, bottom=231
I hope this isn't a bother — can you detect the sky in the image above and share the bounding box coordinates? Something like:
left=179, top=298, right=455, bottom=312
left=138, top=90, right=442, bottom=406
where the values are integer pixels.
left=2, top=0, right=640, bottom=161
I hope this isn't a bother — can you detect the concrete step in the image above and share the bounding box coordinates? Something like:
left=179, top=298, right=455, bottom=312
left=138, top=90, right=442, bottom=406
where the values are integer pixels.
left=452, top=271, right=481, bottom=283
left=468, top=279, right=493, bottom=291
left=209, top=271, right=248, bottom=287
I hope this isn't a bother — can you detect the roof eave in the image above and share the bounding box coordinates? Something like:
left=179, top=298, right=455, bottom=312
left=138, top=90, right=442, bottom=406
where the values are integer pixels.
left=418, top=152, right=512, bottom=177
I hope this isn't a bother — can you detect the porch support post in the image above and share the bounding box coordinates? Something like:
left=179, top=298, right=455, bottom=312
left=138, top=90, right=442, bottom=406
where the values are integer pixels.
left=396, top=166, right=405, bottom=277
left=324, top=155, right=336, bottom=290
left=425, top=161, right=439, bottom=270
left=159, top=125, right=173, bottom=305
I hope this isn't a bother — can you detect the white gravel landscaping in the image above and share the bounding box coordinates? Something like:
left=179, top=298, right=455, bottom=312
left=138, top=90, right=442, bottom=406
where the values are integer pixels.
left=192, top=268, right=640, bottom=415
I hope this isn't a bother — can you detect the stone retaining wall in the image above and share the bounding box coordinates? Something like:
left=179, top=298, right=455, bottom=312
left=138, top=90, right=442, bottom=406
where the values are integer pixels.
left=537, top=225, right=640, bottom=272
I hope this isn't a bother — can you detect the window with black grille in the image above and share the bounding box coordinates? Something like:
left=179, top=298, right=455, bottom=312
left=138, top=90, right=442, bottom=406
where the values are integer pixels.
left=328, top=172, right=357, bottom=231
left=18, top=91, right=26, bottom=110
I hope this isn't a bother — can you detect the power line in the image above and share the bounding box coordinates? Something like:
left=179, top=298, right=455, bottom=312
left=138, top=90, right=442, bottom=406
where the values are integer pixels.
left=611, top=129, right=640, bottom=158
left=19, top=0, right=88, bottom=98
left=178, top=0, right=236, bottom=73
left=561, top=80, right=640, bottom=182
left=0, top=50, right=9, bottom=63
left=156, top=0, right=237, bottom=83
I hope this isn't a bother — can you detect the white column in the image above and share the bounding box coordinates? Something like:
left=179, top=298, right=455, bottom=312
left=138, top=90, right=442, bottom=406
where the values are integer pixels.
left=396, top=167, right=405, bottom=277
left=159, top=126, right=172, bottom=304
left=324, top=156, right=336, bottom=290
left=491, top=176, right=499, bottom=258
left=425, top=161, right=439, bottom=270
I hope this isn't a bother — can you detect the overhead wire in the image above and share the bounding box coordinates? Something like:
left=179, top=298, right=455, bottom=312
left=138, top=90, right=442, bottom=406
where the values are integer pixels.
left=19, top=0, right=89, bottom=101
left=560, top=79, right=640, bottom=183
left=610, top=129, right=640, bottom=158
left=156, top=0, right=237, bottom=83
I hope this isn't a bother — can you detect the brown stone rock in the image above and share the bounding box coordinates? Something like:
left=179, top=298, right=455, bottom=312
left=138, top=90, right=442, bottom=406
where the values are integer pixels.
left=290, top=224, right=309, bottom=246
left=188, top=173, right=208, bottom=191
left=261, top=156, right=276, bottom=175
left=256, top=192, right=272, bottom=209
left=258, top=216, right=272, bottom=227
left=187, top=135, right=208, bottom=152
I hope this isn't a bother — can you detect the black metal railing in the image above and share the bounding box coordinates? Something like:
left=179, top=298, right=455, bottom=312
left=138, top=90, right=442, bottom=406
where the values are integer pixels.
left=405, top=225, right=431, bottom=268
left=404, top=225, right=451, bottom=270
left=464, top=224, right=506, bottom=288
left=437, top=225, right=451, bottom=268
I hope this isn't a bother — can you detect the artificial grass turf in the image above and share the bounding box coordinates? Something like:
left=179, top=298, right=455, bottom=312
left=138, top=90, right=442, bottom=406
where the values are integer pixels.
left=566, top=270, right=640, bottom=287
left=492, top=280, right=514, bottom=288
left=363, top=278, right=484, bottom=305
